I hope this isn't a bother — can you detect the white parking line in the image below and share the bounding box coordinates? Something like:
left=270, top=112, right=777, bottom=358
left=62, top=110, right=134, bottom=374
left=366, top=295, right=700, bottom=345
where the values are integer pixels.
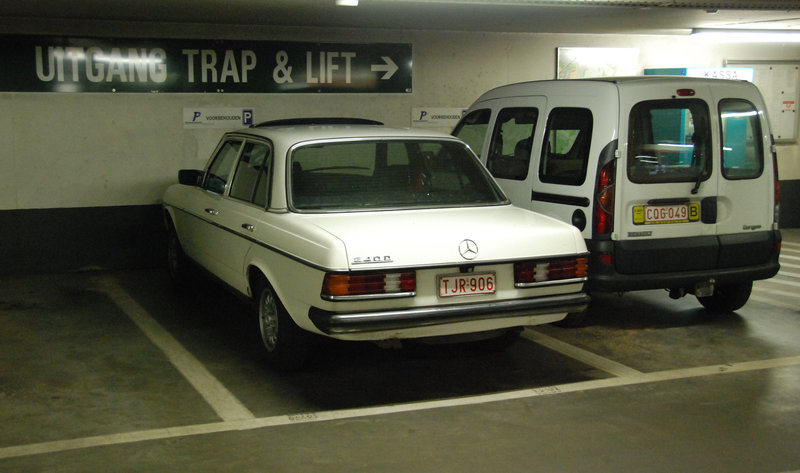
left=2, top=354, right=798, bottom=460
left=99, top=278, right=255, bottom=423
left=523, top=329, right=643, bottom=377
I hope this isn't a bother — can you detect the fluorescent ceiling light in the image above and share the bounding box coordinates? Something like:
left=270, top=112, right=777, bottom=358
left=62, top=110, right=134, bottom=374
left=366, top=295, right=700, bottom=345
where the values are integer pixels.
left=692, top=28, right=800, bottom=43
left=335, top=0, right=359, bottom=5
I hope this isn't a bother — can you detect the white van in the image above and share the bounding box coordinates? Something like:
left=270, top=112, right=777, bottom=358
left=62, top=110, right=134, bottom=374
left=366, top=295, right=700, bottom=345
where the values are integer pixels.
left=453, top=77, right=781, bottom=320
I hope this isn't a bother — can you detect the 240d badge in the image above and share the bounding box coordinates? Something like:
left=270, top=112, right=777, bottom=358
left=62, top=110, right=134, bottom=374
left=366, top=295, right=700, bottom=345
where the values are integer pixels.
left=352, top=255, right=393, bottom=265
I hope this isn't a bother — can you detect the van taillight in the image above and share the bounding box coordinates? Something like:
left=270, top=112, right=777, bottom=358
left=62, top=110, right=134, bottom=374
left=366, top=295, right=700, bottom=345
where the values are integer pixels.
left=594, top=159, right=616, bottom=236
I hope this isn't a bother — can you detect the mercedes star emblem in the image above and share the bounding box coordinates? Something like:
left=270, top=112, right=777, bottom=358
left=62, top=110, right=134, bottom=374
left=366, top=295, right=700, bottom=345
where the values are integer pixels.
left=458, top=239, right=478, bottom=260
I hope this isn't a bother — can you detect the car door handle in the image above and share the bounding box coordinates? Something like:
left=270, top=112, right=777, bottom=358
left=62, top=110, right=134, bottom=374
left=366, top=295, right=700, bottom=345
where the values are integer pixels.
left=205, top=208, right=219, bottom=216
left=241, top=223, right=254, bottom=232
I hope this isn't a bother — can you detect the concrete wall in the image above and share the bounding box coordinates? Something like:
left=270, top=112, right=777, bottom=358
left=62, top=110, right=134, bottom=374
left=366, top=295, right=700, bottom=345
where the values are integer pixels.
left=1, top=18, right=798, bottom=272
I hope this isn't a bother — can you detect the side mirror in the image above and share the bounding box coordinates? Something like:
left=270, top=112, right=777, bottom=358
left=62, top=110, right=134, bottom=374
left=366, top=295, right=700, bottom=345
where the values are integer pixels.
left=178, top=169, right=204, bottom=187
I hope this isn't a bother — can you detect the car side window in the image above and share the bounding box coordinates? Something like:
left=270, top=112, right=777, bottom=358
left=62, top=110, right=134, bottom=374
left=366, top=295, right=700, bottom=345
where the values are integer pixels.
left=204, top=140, right=242, bottom=194
left=452, top=109, right=491, bottom=157
left=719, top=99, right=764, bottom=180
left=230, top=141, right=272, bottom=206
left=628, top=99, right=712, bottom=184
left=539, top=108, right=592, bottom=186
left=485, top=108, right=538, bottom=180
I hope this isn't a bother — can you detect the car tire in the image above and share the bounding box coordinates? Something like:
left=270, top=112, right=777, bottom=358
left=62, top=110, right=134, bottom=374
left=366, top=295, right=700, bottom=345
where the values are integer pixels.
left=697, top=281, right=753, bottom=314
left=166, top=227, right=191, bottom=290
left=254, top=279, right=310, bottom=371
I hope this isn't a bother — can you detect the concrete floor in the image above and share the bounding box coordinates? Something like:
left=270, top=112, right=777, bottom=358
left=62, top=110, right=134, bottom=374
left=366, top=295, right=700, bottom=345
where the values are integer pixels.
left=1, top=230, right=799, bottom=472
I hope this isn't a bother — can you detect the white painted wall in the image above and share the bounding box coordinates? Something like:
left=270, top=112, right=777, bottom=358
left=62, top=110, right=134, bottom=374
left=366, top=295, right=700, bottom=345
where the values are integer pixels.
left=1, top=20, right=799, bottom=210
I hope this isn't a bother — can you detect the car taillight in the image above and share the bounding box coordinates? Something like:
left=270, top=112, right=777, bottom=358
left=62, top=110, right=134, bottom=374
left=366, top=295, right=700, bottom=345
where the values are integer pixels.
left=594, top=159, right=616, bottom=236
left=514, top=256, right=588, bottom=288
left=322, top=271, right=416, bottom=300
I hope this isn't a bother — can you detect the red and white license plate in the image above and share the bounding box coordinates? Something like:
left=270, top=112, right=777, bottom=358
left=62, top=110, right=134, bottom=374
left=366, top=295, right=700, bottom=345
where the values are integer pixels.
left=438, top=272, right=496, bottom=298
left=633, top=203, right=700, bottom=225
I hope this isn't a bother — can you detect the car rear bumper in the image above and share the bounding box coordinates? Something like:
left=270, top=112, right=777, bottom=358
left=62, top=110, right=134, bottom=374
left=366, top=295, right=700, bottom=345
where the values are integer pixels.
left=308, top=292, right=590, bottom=336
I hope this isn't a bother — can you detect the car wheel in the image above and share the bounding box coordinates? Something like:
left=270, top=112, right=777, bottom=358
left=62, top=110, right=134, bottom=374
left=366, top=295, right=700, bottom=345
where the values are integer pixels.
left=166, top=227, right=190, bottom=289
left=697, top=281, right=753, bottom=314
left=255, top=280, right=309, bottom=371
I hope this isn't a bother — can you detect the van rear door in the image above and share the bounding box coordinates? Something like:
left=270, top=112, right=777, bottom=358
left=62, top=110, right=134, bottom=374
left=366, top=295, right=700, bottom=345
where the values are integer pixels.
left=616, top=83, right=720, bottom=274
left=710, top=82, right=777, bottom=267
left=616, top=80, right=776, bottom=276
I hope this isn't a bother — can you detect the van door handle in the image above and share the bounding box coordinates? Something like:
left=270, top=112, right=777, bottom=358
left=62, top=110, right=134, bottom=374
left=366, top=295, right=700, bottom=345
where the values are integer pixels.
left=648, top=198, right=690, bottom=205
left=205, top=208, right=219, bottom=216
left=241, top=223, right=254, bottom=232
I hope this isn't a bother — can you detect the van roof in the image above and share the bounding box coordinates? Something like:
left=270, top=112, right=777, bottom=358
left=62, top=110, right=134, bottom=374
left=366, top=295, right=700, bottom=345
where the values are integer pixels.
left=473, top=76, right=757, bottom=102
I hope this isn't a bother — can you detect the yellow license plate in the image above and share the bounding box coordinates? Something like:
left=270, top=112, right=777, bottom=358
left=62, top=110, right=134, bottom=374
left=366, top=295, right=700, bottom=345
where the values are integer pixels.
left=633, top=203, right=700, bottom=225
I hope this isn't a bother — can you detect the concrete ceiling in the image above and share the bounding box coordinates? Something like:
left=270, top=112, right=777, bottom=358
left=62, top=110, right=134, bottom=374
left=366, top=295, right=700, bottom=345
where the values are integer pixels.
left=1, top=0, right=800, bottom=35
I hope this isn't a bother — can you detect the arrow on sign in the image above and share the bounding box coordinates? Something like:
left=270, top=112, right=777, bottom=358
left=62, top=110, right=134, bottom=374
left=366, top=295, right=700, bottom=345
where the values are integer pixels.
left=371, top=56, right=398, bottom=80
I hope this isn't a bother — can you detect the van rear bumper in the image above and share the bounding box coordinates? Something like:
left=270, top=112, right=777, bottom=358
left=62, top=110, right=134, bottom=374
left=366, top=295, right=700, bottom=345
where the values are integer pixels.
left=587, top=230, right=781, bottom=292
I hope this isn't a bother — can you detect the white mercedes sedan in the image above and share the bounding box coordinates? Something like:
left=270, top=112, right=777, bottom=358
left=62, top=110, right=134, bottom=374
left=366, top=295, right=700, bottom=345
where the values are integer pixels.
left=163, top=118, right=589, bottom=369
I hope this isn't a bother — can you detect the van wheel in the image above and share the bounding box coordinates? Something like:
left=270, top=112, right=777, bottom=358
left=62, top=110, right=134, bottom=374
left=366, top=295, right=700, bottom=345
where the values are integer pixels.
left=697, top=281, right=752, bottom=314
left=254, top=279, right=309, bottom=371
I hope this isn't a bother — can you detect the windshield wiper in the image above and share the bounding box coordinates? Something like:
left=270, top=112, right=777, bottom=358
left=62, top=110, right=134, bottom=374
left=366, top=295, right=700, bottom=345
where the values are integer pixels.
left=691, top=171, right=704, bottom=195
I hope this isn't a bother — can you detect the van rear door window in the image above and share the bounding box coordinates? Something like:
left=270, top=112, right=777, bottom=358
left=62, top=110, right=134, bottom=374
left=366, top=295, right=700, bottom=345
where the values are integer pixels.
left=452, top=109, right=491, bottom=157
left=719, top=99, right=763, bottom=180
left=485, top=108, right=538, bottom=180
left=628, top=99, right=711, bottom=184
left=539, top=108, right=592, bottom=186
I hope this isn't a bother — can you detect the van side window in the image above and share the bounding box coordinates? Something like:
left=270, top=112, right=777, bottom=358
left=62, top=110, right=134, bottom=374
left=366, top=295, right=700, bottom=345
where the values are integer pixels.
left=719, top=99, right=764, bottom=180
left=628, top=99, right=712, bottom=184
left=485, top=108, right=538, bottom=180
left=539, top=108, right=592, bottom=185
left=452, top=109, right=491, bottom=157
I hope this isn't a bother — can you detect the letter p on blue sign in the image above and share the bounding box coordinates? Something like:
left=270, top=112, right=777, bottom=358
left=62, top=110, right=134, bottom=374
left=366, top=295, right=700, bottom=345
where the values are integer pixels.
left=242, top=109, right=254, bottom=126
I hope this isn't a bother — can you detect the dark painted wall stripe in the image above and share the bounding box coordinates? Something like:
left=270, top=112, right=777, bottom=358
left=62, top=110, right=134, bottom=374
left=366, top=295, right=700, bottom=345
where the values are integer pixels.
left=0, top=205, right=164, bottom=274
left=0, top=179, right=798, bottom=274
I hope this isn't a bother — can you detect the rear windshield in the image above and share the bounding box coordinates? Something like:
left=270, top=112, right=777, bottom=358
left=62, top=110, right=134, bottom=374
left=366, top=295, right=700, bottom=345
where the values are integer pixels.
left=628, top=99, right=712, bottom=184
left=289, top=139, right=508, bottom=212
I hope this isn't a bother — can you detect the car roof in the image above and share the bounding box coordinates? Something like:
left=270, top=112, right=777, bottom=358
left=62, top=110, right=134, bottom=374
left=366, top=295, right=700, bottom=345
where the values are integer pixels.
left=227, top=121, right=458, bottom=145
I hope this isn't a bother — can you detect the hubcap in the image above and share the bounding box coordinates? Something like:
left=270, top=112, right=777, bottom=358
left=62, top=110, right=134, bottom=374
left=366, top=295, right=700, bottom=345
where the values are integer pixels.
left=258, top=288, right=279, bottom=352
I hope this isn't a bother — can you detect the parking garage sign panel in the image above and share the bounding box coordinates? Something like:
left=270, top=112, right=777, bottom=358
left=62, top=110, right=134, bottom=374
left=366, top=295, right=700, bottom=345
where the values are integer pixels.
left=0, top=35, right=412, bottom=93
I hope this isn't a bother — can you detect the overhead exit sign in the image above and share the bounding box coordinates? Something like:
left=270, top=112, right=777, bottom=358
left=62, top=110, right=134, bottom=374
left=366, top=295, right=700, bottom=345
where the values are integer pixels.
left=0, top=35, right=412, bottom=93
